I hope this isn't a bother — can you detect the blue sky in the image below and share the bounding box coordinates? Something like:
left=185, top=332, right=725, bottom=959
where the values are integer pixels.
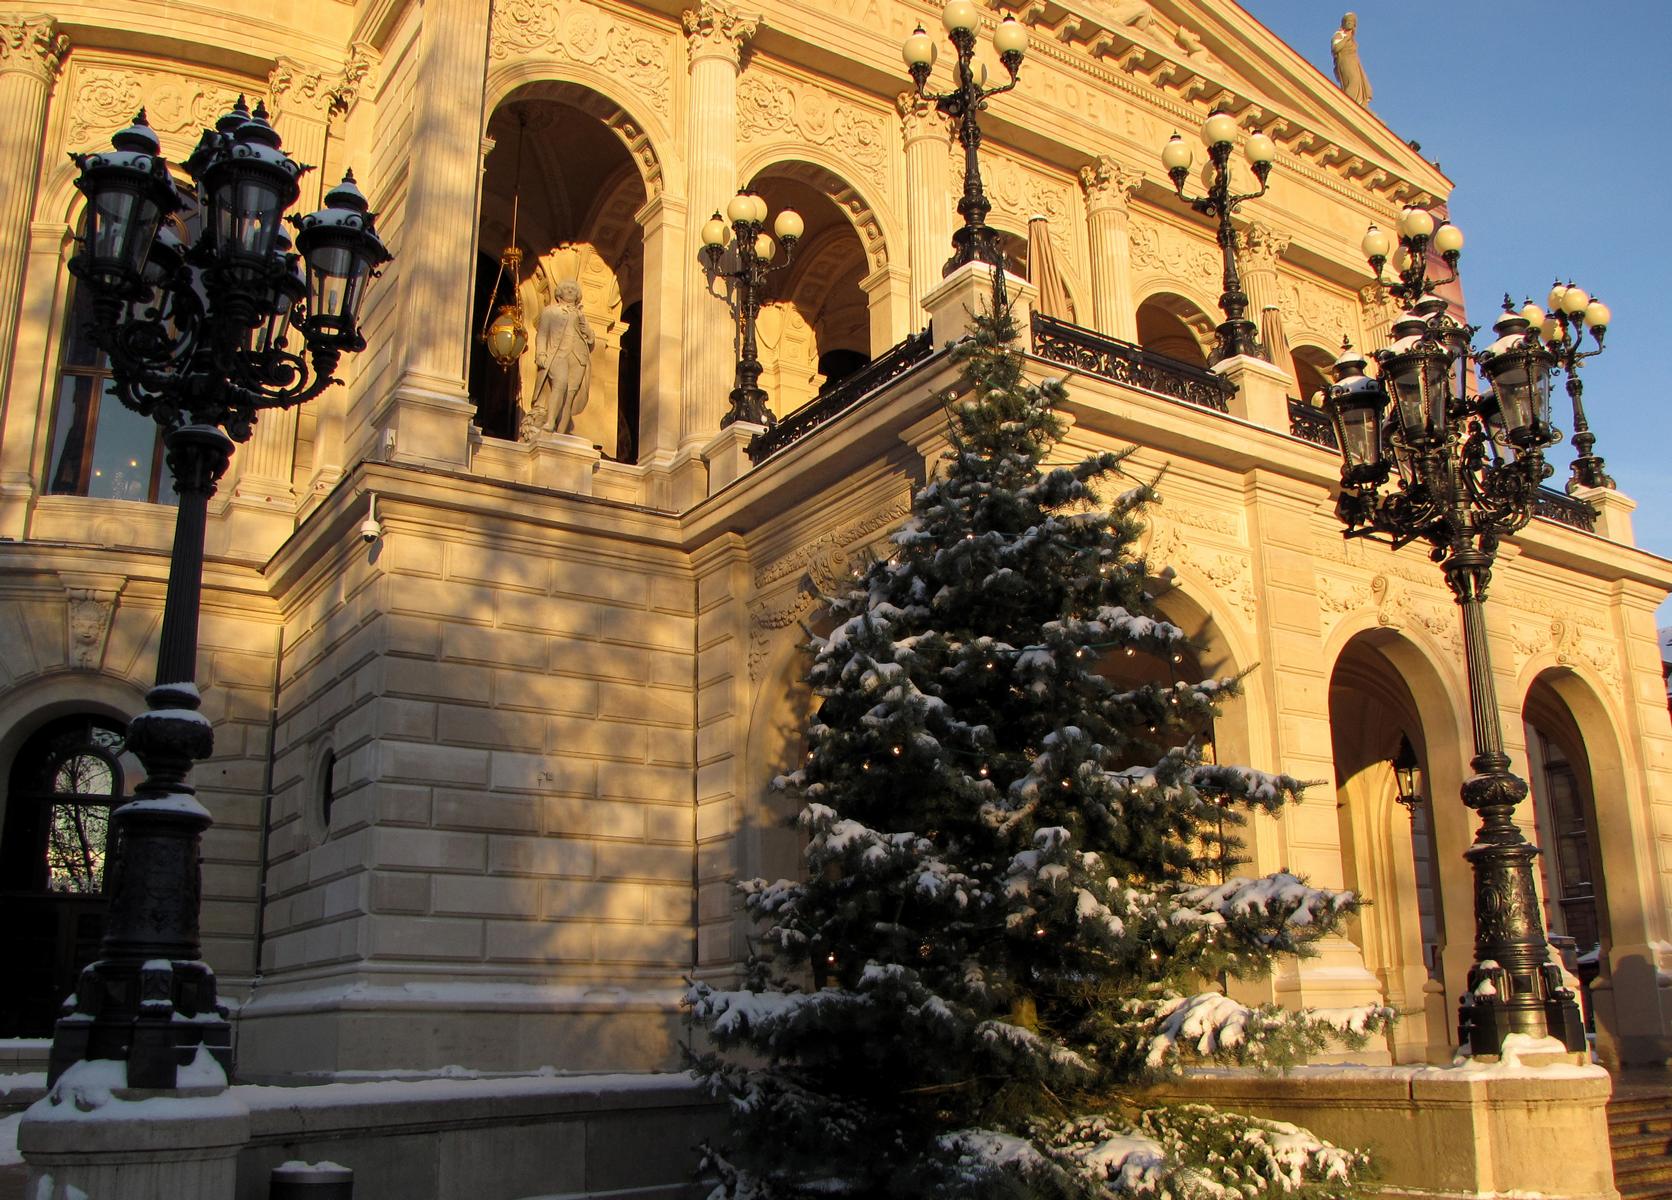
left=1240, top=1, right=1672, bottom=626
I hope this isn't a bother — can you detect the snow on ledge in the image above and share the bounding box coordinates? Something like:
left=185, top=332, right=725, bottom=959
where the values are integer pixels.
left=239, top=979, right=684, bottom=1017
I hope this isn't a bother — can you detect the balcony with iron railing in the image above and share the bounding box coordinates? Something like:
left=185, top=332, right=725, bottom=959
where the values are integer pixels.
left=741, top=309, right=1599, bottom=539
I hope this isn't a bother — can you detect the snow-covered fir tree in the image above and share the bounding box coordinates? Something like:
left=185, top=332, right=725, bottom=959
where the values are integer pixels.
left=688, top=306, right=1392, bottom=1199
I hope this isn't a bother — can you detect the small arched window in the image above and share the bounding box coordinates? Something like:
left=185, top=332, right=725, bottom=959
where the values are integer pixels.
left=2, top=715, right=126, bottom=893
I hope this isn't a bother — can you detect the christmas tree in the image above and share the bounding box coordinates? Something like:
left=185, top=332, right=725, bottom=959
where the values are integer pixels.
left=688, top=305, right=1391, bottom=1199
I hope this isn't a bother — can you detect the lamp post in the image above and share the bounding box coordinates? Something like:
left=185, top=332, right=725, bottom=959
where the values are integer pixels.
left=1520, top=282, right=1612, bottom=492
left=1324, top=213, right=1584, bottom=1057
left=1159, top=112, right=1275, bottom=363
left=53, top=101, right=389, bottom=1089
left=702, top=189, right=803, bottom=428
left=902, top=1, right=1027, bottom=294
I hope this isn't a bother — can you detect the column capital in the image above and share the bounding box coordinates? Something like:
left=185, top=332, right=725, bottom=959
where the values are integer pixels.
left=683, top=1, right=756, bottom=67
left=896, top=92, right=944, bottom=144
left=1236, top=221, right=1289, bottom=273
left=268, top=45, right=374, bottom=123
left=0, top=13, right=67, bottom=84
left=1078, top=155, right=1141, bottom=215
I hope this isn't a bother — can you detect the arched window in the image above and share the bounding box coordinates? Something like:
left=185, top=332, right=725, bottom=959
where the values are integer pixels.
left=0, top=714, right=126, bottom=1035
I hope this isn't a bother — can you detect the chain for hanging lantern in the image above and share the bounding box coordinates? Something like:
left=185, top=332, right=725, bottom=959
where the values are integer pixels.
left=481, top=110, right=529, bottom=370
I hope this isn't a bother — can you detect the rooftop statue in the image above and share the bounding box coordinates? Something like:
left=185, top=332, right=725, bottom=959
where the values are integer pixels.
left=1331, top=12, right=1372, bottom=106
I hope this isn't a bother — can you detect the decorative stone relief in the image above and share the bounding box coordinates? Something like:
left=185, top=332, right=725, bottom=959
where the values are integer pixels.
left=1277, top=276, right=1357, bottom=344
left=69, top=65, right=249, bottom=153
left=1146, top=518, right=1255, bottom=623
left=953, top=149, right=1075, bottom=261
left=749, top=501, right=910, bottom=679
left=490, top=0, right=674, bottom=117
left=0, top=14, right=67, bottom=83
left=1316, top=573, right=1372, bottom=617
left=1551, top=618, right=1620, bottom=682
left=738, top=75, right=889, bottom=196
left=1078, top=155, right=1141, bottom=214
left=1128, top=218, right=1218, bottom=296
left=1371, top=573, right=1456, bottom=648
left=1238, top=224, right=1288, bottom=273
left=1359, top=283, right=1401, bottom=349
left=682, top=1, right=755, bottom=65
left=60, top=575, right=123, bottom=669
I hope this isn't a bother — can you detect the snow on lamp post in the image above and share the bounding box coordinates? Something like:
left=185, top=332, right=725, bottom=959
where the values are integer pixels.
left=702, top=189, right=803, bottom=428
left=1324, top=230, right=1585, bottom=1054
left=902, top=2, right=1026, bottom=300
left=52, top=101, right=389, bottom=1089
left=1160, top=113, right=1275, bottom=363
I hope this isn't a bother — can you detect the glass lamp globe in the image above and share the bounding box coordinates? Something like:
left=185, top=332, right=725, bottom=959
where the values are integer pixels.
left=1361, top=224, right=1392, bottom=262
left=942, top=0, right=978, bottom=33
left=1201, top=111, right=1239, bottom=148
left=1432, top=223, right=1464, bottom=256
left=773, top=208, right=804, bottom=242
left=701, top=213, right=729, bottom=249
left=1161, top=133, right=1193, bottom=173
left=903, top=25, right=936, bottom=67
left=484, top=305, right=527, bottom=368
left=1584, top=299, right=1611, bottom=329
left=1559, top=285, right=1590, bottom=315
left=993, top=15, right=1027, bottom=56
left=1398, top=207, right=1436, bottom=239
left=1245, top=131, right=1275, bottom=164
left=726, top=191, right=755, bottom=225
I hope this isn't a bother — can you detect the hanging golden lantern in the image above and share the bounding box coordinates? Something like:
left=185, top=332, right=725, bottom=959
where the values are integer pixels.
left=478, top=112, right=528, bottom=371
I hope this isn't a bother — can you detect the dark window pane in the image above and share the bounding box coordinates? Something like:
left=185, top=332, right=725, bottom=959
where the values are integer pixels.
left=61, top=280, right=109, bottom=369
left=85, top=385, right=164, bottom=502
left=47, top=374, right=99, bottom=495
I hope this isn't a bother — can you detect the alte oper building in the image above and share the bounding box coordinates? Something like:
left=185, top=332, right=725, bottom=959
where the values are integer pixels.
left=0, top=0, right=1670, bottom=1192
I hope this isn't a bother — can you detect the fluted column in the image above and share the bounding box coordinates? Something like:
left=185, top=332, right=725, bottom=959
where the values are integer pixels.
left=1240, top=222, right=1288, bottom=363
left=898, top=93, right=951, bottom=320
left=1078, top=155, right=1140, bottom=341
left=392, top=0, right=491, bottom=428
left=680, top=1, right=753, bottom=448
left=0, top=15, right=66, bottom=407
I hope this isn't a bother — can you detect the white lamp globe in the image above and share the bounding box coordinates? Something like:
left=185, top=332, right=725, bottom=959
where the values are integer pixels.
left=773, top=208, right=804, bottom=242
left=701, top=214, right=728, bottom=248
left=942, top=0, right=979, bottom=34
left=1559, top=285, right=1590, bottom=315
left=1201, top=111, right=1239, bottom=148
left=1398, top=207, right=1435, bottom=239
left=1583, top=299, right=1611, bottom=329
left=1161, top=133, right=1193, bottom=172
left=753, top=231, right=776, bottom=261
left=903, top=25, right=936, bottom=67
left=1361, top=224, right=1392, bottom=260
left=725, top=191, right=755, bottom=224
left=993, top=14, right=1027, bottom=55
left=1432, top=223, right=1464, bottom=255
left=1244, top=131, right=1275, bottom=164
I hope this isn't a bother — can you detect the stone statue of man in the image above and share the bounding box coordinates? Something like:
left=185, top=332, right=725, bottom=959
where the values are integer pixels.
left=530, top=279, right=595, bottom=437
left=1331, top=12, right=1372, bottom=106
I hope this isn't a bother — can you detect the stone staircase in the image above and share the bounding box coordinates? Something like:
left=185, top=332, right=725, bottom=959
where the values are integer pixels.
left=1611, top=1074, right=1672, bottom=1200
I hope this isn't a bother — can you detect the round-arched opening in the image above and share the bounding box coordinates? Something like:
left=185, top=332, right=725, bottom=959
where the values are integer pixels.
left=1136, top=294, right=1213, bottom=367
left=1522, top=670, right=1609, bottom=1030
left=742, top=166, right=875, bottom=421
left=0, top=713, right=127, bottom=1035
left=472, top=91, right=651, bottom=457
left=1291, top=344, right=1335, bottom=407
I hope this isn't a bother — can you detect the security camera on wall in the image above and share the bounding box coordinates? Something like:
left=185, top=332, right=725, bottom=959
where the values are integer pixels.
left=360, top=493, right=384, bottom=544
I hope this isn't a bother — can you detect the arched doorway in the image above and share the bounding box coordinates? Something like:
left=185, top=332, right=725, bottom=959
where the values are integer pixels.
left=1135, top=293, right=1213, bottom=366
left=1523, top=672, right=1606, bottom=1029
left=472, top=90, right=651, bottom=457
left=1290, top=344, right=1335, bottom=406
left=0, top=714, right=127, bottom=1035
left=1328, top=630, right=1463, bottom=1062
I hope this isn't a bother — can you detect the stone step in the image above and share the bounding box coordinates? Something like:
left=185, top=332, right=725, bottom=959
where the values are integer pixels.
left=1614, top=1158, right=1672, bottom=1190
left=1613, top=1130, right=1672, bottom=1160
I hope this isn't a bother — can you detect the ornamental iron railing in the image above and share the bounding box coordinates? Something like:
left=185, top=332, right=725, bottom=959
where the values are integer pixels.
left=748, top=329, right=938, bottom=463
left=1030, top=313, right=1235, bottom=413
left=1532, top=488, right=1599, bottom=533
left=1287, top=396, right=1338, bottom=449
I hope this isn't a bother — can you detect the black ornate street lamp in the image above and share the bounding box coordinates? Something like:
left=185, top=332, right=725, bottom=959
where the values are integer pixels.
left=1160, top=112, right=1275, bottom=363
left=1391, top=733, right=1425, bottom=821
left=1519, top=282, right=1612, bottom=492
left=1360, top=205, right=1465, bottom=307
left=53, top=101, right=389, bottom=1089
left=902, top=1, right=1027, bottom=294
left=1324, top=215, right=1584, bottom=1057
left=702, top=189, right=803, bottom=428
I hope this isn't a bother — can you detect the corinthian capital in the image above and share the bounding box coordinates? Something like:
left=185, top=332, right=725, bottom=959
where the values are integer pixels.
left=896, top=92, right=944, bottom=143
left=1238, top=221, right=1289, bottom=272
left=683, top=1, right=756, bottom=66
left=269, top=45, right=376, bottom=122
left=0, top=13, right=68, bottom=84
left=1078, top=155, right=1141, bottom=214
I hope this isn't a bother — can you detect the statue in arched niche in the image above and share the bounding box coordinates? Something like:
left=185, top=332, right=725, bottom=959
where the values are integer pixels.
left=527, top=279, right=595, bottom=438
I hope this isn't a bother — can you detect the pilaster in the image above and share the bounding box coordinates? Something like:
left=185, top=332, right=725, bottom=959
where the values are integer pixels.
left=387, top=0, right=491, bottom=467
left=1078, top=155, right=1140, bottom=342
left=637, top=192, right=686, bottom=462
left=1242, top=467, right=1388, bottom=1040
left=861, top=261, right=912, bottom=349
left=898, top=93, right=951, bottom=320
left=0, top=14, right=66, bottom=423
left=0, top=219, right=69, bottom=538
left=680, top=2, right=754, bottom=449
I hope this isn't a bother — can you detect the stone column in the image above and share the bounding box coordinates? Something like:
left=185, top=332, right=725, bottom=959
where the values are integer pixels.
left=1078, top=156, right=1141, bottom=342
left=679, top=1, right=753, bottom=449
left=383, top=0, right=491, bottom=467
left=898, top=93, right=950, bottom=321
left=636, top=192, right=686, bottom=471
left=1240, top=222, right=1288, bottom=367
left=0, top=15, right=66, bottom=408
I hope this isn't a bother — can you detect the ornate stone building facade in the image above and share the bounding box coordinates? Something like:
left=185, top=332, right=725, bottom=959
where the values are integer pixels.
left=0, top=0, right=1668, bottom=1105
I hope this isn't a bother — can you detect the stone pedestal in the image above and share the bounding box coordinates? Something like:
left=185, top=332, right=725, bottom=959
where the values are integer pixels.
left=703, top=421, right=764, bottom=493
left=527, top=430, right=601, bottom=495
left=1213, top=352, right=1292, bottom=431
left=20, top=1060, right=251, bottom=1200
left=922, top=262, right=1037, bottom=348
left=1573, top=484, right=1635, bottom=545
left=1147, top=1059, right=1616, bottom=1200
